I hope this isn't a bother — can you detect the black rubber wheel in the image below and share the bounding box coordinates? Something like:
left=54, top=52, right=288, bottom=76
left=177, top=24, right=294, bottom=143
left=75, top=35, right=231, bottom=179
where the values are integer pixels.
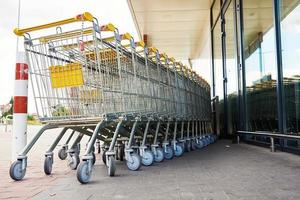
left=69, top=154, right=80, bottom=170
left=77, top=161, right=91, bottom=184
left=153, top=147, right=164, bottom=163
left=185, top=141, right=191, bottom=152
left=141, top=150, right=154, bottom=166
left=97, top=145, right=101, bottom=154
left=164, top=146, right=174, bottom=160
left=92, top=152, right=96, bottom=165
left=191, top=140, right=196, bottom=151
left=44, top=156, right=53, bottom=175
left=126, top=153, right=141, bottom=171
left=118, top=146, right=124, bottom=161
left=58, top=148, right=67, bottom=160
left=174, top=144, right=184, bottom=157
left=115, top=147, right=119, bottom=160
left=102, top=151, right=107, bottom=165
left=107, top=156, right=116, bottom=176
left=9, top=160, right=26, bottom=181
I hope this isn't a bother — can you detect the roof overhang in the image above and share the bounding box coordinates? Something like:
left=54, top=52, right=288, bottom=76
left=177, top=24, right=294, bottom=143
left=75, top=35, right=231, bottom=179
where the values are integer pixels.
left=127, top=0, right=212, bottom=60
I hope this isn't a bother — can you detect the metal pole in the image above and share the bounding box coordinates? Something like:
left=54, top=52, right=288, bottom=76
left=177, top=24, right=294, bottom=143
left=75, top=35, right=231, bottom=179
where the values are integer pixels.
left=237, top=0, right=248, bottom=131
left=221, top=7, right=228, bottom=137
left=233, top=0, right=242, bottom=132
left=153, top=121, right=160, bottom=144
left=270, top=137, right=275, bottom=152
left=210, top=3, right=216, bottom=98
left=273, top=0, right=287, bottom=134
left=12, top=52, right=29, bottom=161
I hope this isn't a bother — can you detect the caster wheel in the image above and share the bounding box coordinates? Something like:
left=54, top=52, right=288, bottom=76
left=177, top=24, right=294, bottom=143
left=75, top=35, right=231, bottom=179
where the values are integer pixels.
left=174, top=144, right=184, bottom=157
left=213, top=135, right=217, bottom=142
left=203, top=138, right=208, bottom=146
left=205, top=138, right=210, bottom=146
left=196, top=140, right=204, bottom=149
left=9, top=160, right=26, bottom=181
left=179, top=142, right=185, bottom=150
left=44, top=156, right=53, bottom=175
left=164, top=146, right=174, bottom=160
left=205, top=136, right=210, bottom=144
left=97, top=145, right=101, bottom=154
left=126, top=153, right=141, bottom=171
left=191, top=141, right=196, bottom=151
left=210, top=136, right=215, bottom=143
left=58, top=148, right=67, bottom=160
left=118, top=146, right=124, bottom=161
left=200, top=138, right=206, bottom=146
left=185, top=141, right=191, bottom=152
left=92, top=152, right=96, bottom=165
left=102, top=151, right=107, bottom=165
left=141, top=150, right=154, bottom=166
left=134, top=148, right=139, bottom=154
left=77, top=161, right=91, bottom=184
left=107, top=156, right=116, bottom=176
left=115, top=147, right=119, bottom=160
left=68, top=154, right=80, bottom=170
left=209, top=136, right=214, bottom=143
left=153, top=147, right=164, bottom=162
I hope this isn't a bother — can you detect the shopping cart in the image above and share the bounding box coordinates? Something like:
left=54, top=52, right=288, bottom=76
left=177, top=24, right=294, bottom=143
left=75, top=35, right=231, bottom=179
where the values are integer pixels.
left=10, top=12, right=216, bottom=184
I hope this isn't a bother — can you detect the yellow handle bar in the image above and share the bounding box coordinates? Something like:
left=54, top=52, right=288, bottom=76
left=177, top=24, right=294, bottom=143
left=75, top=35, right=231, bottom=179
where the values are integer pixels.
left=100, top=23, right=116, bottom=32
left=160, top=53, right=168, bottom=59
left=148, top=47, right=158, bottom=53
left=14, top=12, right=94, bottom=36
left=136, top=41, right=145, bottom=48
left=169, top=57, right=175, bottom=63
left=122, top=32, right=132, bottom=40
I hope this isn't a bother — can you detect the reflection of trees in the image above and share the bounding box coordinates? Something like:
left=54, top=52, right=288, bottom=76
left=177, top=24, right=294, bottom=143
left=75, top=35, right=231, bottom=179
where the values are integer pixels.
left=219, top=75, right=300, bottom=134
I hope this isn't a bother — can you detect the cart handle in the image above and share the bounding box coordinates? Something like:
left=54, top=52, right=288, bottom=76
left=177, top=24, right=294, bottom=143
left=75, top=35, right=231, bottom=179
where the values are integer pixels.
left=159, top=53, right=168, bottom=59
left=176, top=61, right=183, bottom=66
left=14, top=12, right=94, bottom=36
left=148, top=47, right=158, bottom=53
left=169, top=57, right=175, bottom=63
left=135, top=41, right=145, bottom=48
left=100, top=23, right=117, bottom=32
left=121, top=32, right=133, bottom=40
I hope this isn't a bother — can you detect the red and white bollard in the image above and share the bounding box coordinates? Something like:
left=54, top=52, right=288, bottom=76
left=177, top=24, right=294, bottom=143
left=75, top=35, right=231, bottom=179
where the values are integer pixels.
left=12, top=51, right=28, bottom=161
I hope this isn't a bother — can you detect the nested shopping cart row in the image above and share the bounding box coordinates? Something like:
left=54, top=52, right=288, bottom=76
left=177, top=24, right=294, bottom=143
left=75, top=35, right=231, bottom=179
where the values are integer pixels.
left=10, top=12, right=216, bottom=184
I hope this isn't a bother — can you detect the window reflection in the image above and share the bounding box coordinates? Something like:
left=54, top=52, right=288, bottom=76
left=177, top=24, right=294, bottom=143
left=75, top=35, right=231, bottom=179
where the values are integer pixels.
left=213, top=19, right=223, bottom=135
left=281, top=1, right=300, bottom=133
left=243, top=0, right=278, bottom=132
left=225, top=1, right=238, bottom=135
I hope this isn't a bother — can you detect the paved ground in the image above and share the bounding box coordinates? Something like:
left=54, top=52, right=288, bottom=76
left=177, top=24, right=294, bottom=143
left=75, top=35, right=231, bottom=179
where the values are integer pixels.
left=1, top=126, right=300, bottom=200
left=0, top=125, right=89, bottom=200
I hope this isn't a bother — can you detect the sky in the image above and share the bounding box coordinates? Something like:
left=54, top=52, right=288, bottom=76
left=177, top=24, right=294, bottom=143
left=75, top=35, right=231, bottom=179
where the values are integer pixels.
left=246, top=4, right=300, bottom=86
left=0, top=0, right=139, bottom=112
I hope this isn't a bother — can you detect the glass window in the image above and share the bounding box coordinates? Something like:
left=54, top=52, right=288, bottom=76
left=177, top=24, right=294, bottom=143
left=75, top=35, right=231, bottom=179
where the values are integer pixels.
left=280, top=0, right=300, bottom=133
left=243, top=0, right=278, bottom=132
left=213, top=19, right=223, bottom=135
left=225, top=1, right=238, bottom=135
left=213, top=20, right=223, bottom=100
